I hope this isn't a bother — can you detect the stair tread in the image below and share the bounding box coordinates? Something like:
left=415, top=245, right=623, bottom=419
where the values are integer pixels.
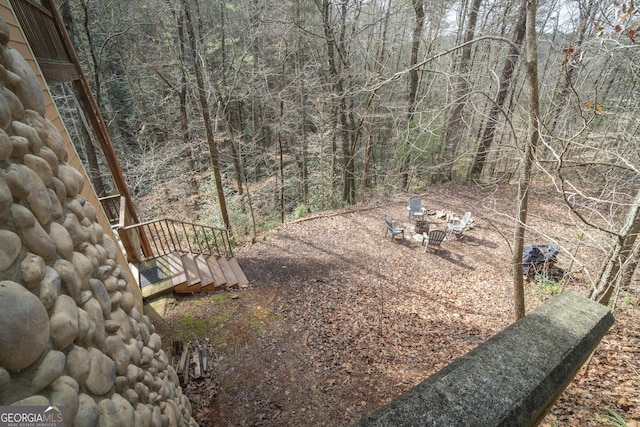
left=167, top=252, right=187, bottom=286
left=228, top=258, right=249, bottom=287
left=206, top=255, right=228, bottom=288
left=195, top=255, right=215, bottom=287
left=137, top=252, right=249, bottom=295
left=217, top=256, right=239, bottom=287
left=181, top=254, right=202, bottom=289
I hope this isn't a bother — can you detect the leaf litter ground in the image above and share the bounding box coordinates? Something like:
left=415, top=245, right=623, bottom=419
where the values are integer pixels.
left=153, top=184, right=640, bottom=427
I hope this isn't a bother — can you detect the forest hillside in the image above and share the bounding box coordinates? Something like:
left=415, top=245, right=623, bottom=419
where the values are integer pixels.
left=54, top=0, right=639, bottom=309
left=154, top=184, right=640, bottom=426
left=49, top=0, right=640, bottom=424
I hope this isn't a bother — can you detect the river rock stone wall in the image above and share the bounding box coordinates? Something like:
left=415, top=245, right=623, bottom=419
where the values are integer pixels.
left=0, top=17, right=197, bottom=427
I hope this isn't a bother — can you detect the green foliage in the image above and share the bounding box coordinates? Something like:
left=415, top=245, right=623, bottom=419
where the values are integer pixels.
left=199, top=176, right=246, bottom=237
left=192, top=226, right=234, bottom=255
left=167, top=291, right=284, bottom=355
left=291, top=203, right=309, bottom=220
left=395, top=116, right=444, bottom=187
left=592, top=407, right=628, bottom=427
left=402, top=117, right=442, bottom=160
left=175, top=313, right=212, bottom=341
left=617, top=291, right=638, bottom=309
left=260, top=215, right=284, bottom=231
left=532, top=275, right=564, bottom=300
left=209, top=293, right=231, bottom=304
left=307, top=182, right=345, bottom=212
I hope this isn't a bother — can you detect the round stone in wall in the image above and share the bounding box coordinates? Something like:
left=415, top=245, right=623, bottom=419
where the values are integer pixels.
left=0, top=229, right=20, bottom=272
left=0, top=280, right=50, bottom=371
left=31, top=350, right=66, bottom=393
left=6, top=47, right=46, bottom=115
left=85, top=347, right=115, bottom=396
left=0, top=91, right=11, bottom=130
left=75, top=393, right=100, bottom=427
left=49, top=295, right=79, bottom=351
left=66, top=345, right=91, bottom=387
left=20, top=253, right=46, bottom=289
left=0, top=177, right=11, bottom=217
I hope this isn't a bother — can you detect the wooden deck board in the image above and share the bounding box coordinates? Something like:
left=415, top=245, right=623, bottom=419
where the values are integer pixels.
left=138, top=255, right=176, bottom=298
left=217, top=257, right=239, bottom=288
left=206, top=255, right=228, bottom=289
left=196, top=254, right=215, bottom=292
left=228, top=258, right=249, bottom=287
left=181, top=253, right=202, bottom=289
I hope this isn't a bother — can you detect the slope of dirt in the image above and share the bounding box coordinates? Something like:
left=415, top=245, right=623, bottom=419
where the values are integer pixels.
left=153, top=184, right=639, bottom=427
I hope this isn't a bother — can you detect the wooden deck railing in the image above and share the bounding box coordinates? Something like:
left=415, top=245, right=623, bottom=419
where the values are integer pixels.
left=99, top=195, right=121, bottom=225
left=99, top=194, right=232, bottom=263
left=117, top=218, right=233, bottom=263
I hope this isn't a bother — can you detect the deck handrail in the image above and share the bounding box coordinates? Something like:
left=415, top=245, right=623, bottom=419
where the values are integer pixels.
left=117, top=218, right=233, bottom=263
left=99, top=194, right=122, bottom=225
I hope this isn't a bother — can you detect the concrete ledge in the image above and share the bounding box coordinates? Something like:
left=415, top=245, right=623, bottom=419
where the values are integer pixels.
left=354, top=292, right=614, bottom=427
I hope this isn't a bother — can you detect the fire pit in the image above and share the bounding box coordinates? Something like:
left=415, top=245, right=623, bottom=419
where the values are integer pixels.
left=414, top=220, right=430, bottom=234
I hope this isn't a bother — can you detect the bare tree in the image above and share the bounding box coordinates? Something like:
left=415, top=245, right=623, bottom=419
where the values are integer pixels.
left=179, top=0, right=231, bottom=229
left=471, top=4, right=526, bottom=179
left=400, top=0, right=425, bottom=189
left=512, top=0, right=540, bottom=320
left=442, top=0, right=482, bottom=181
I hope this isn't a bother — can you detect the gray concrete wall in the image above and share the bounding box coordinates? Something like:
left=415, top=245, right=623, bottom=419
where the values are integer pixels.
left=354, top=292, right=613, bottom=427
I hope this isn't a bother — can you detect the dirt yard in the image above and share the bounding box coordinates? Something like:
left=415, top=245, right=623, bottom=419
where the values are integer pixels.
left=153, top=184, right=640, bottom=427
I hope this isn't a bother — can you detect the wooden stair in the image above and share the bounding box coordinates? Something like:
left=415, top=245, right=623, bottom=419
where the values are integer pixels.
left=138, top=252, right=250, bottom=299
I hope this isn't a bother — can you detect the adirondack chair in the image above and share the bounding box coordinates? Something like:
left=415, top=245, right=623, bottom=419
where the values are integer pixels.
left=406, top=195, right=426, bottom=221
left=423, top=229, right=447, bottom=253
left=446, top=211, right=472, bottom=239
left=385, top=215, right=405, bottom=241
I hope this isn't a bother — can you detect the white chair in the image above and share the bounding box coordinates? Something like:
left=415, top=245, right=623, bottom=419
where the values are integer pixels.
left=406, top=195, right=426, bottom=221
left=446, top=211, right=471, bottom=239
left=423, top=229, right=447, bottom=253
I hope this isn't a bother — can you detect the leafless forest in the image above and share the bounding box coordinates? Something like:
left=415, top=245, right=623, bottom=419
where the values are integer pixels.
left=51, top=0, right=639, bottom=423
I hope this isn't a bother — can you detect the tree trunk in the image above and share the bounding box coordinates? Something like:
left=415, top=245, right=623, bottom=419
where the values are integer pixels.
left=317, top=0, right=357, bottom=205
left=296, top=0, right=309, bottom=207
left=471, top=4, right=526, bottom=179
left=73, top=89, right=107, bottom=197
left=401, top=0, right=425, bottom=190
left=223, top=105, right=245, bottom=197
left=279, top=100, right=285, bottom=223
left=590, top=188, right=640, bottom=306
left=79, top=0, right=101, bottom=106
left=407, top=0, right=424, bottom=119
left=175, top=12, right=198, bottom=194
left=442, top=0, right=482, bottom=181
left=512, top=0, right=541, bottom=320
left=180, top=0, right=231, bottom=230
left=363, top=1, right=391, bottom=192
left=546, top=0, right=595, bottom=135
